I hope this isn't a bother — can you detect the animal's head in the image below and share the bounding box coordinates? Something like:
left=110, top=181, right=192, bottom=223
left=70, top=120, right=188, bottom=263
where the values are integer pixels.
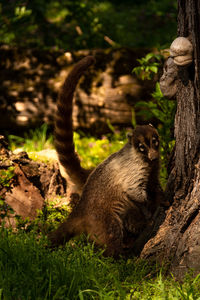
left=128, top=124, right=160, bottom=163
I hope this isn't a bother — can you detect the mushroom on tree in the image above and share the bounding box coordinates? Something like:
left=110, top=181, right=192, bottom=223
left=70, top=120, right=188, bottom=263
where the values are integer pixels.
left=170, top=37, right=193, bottom=66
left=159, top=57, right=178, bottom=99
left=159, top=37, right=194, bottom=100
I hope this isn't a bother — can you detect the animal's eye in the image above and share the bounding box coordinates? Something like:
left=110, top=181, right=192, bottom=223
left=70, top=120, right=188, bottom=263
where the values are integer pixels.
left=139, top=143, right=145, bottom=152
left=152, top=137, right=159, bottom=147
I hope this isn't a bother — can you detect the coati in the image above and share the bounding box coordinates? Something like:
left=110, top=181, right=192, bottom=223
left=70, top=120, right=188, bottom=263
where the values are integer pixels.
left=50, top=125, right=162, bottom=256
left=49, top=56, right=161, bottom=257
left=50, top=56, right=163, bottom=256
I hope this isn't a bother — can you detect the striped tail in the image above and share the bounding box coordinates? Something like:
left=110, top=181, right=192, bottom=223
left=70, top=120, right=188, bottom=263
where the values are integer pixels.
left=55, top=56, right=95, bottom=192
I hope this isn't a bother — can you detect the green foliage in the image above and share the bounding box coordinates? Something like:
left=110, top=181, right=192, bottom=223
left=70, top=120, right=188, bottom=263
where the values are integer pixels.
left=133, top=52, right=163, bottom=80
left=0, top=0, right=177, bottom=50
left=0, top=0, right=104, bottom=49
left=74, top=130, right=126, bottom=169
left=136, top=82, right=176, bottom=154
left=0, top=166, right=15, bottom=188
left=0, top=197, right=15, bottom=224
left=0, top=226, right=200, bottom=299
left=7, top=125, right=126, bottom=168
left=8, top=124, right=54, bottom=152
left=137, top=85, right=176, bottom=187
left=128, top=272, right=200, bottom=299
left=0, top=167, right=15, bottom=222
left=133, top=51, right=176, bottom=187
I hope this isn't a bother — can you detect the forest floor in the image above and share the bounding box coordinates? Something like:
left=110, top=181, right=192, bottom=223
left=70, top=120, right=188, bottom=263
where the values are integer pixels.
left=0, top=131, right=200, bottom=299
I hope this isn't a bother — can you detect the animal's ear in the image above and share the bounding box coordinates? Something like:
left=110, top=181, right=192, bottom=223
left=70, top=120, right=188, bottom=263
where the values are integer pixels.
left=127, top=132, right=133, bottom=144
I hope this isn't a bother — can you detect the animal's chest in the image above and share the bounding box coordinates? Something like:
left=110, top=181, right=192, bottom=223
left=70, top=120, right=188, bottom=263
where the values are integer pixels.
left=108, top=153, right=149, bottom=193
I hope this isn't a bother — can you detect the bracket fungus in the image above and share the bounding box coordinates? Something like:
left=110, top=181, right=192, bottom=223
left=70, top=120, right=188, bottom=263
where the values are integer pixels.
left=170, top=37, right=193, bottom=66
left=159, top=57, right=178, bottom=99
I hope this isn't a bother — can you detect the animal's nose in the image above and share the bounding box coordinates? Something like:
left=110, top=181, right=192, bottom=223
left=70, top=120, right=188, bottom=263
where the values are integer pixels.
left=148, top=149, right=159, bottom=161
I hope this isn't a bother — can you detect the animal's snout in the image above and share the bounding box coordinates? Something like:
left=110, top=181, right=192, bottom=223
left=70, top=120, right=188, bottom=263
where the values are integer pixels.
left=148, top=149, right=159, bottom=161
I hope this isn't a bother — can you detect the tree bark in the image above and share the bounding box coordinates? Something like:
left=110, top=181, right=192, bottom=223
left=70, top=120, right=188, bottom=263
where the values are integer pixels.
left=140, top=0, right=200, bottom=279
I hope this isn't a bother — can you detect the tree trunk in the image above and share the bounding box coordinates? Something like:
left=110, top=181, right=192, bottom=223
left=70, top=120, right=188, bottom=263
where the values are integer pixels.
left=140, top=0, right=200, bottom=279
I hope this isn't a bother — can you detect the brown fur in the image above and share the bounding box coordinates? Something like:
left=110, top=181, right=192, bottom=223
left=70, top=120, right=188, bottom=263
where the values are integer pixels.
left=49, top=120, right=163, bottom=256
left=54, top=56, right=95, bottom=196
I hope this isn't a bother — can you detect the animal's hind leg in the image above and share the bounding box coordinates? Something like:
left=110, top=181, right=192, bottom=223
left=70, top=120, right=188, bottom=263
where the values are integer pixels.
left=89, top=214, right=124, bottom=258
left=48, top=215, right=84, bottom=248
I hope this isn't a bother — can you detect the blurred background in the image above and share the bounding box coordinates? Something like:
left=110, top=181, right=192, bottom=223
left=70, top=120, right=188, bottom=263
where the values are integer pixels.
left=0, top=0, right=177, bottom=50
left=0, top=0, right=177, bottom=132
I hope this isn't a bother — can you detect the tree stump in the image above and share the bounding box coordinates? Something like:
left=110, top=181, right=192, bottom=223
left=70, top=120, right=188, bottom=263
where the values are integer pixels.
left=0, top=136, right=66, bottom=227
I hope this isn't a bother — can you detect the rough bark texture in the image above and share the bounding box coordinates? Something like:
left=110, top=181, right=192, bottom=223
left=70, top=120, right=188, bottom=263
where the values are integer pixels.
left=0, top=136, right=67, bottom=227
left=140, top=0, right=200, bottom=279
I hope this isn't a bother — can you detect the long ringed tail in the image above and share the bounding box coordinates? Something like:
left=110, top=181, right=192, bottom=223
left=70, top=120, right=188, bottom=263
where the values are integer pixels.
left=55, top=56, right=95, bottom=190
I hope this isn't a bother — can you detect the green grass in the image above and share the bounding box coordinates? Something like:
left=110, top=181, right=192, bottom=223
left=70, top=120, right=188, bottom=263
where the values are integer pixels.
left=0, top=227, right=200, bottom=299
left=7, top=125, right=127, bottom=168
left=2, top=126, right=200, bottom=298
left=74, top=131, right=126, bottom=169
left=8, top=124, right=54, bottom=153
